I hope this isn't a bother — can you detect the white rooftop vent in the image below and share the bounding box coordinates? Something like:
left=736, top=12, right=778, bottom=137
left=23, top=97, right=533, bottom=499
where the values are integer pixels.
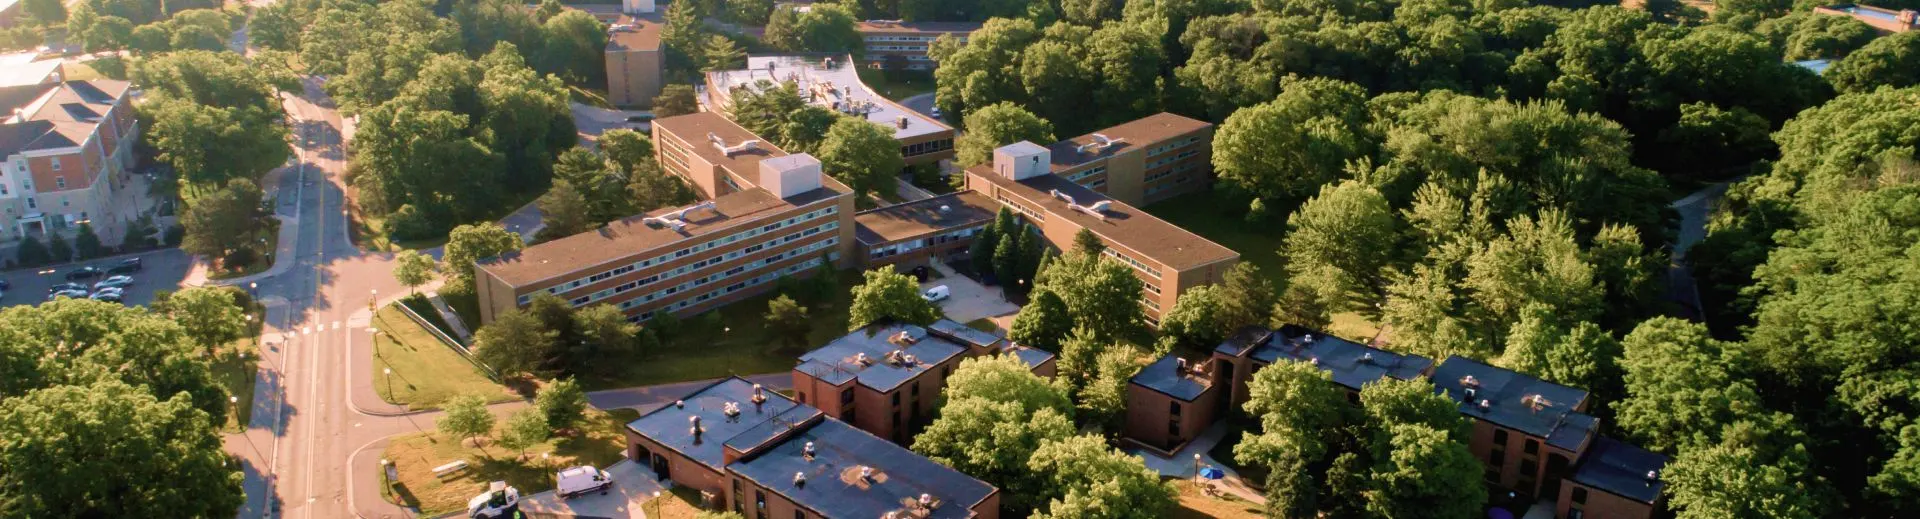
left=759, top=153, right=824, bottom=199
left=642, top=200, right=717, bottom=231
left=722, top=401, right=741, bottom=420
left=803, top=441, right=816, bottom=460
left=710, top=132, right=763, bottom=157
left=1646, top=470, right=1659, bottom=481
left=855, top=352, right=871, bottom=366
left=993, top=141, right=1051, bottom=181
left=794, top=472, right=807, bottom=486
left=1074, top=133, right=1126, bottom=153
left=1047, top=189, right=1113, bottom=221
left=859, top=466, right=874, bottom=481
left=689, top=415, right=703, bottom=439
left=1360, top=352, right=1374, bottom=364
left=890, top=330, right=917, bottom=345
left=1478, top=399, right=1491, bottom=412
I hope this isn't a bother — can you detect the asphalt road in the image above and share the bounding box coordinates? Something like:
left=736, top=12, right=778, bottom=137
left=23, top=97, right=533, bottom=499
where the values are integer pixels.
left=0, top=248, right=192, bottom=307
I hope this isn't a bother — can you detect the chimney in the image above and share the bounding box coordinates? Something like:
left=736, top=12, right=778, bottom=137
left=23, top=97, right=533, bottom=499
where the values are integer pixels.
left=1175, top=358, right=1189, bottom=375
left=859, top=466, right=874, bottom=482
left=689, top=416, right=703, bottom=442
left=803, top=441, right=816, bottom=461
left=896, top=116, right=908, bottom=129
left=751, top=384, right=768, bottom=409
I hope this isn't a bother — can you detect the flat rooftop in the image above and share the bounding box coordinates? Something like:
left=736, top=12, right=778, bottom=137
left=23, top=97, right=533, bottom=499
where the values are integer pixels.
left=796, top=320, right=970, bottom=392
left=707, top=55, right=950, bottom=141
left=653, top=111, right=791, bottom=185
left=966, top=168, right=1238, bottom=271
left=626, top=377, right=807, bottom=471
left=854, top=20, right=981, bottom=34
left=853, top=190, right=997, bottom=245
left=475, top=182, right=842, bottom=287
left=1131, top=354, right=1214, bottom=401
left=1432, top=356, right=1598, bottom=452
left=1243, top=325, right=1433, bottom=391
left=0, top=52, right=59, bottom=89
left=608, top=14, right=664, bottom=52
left=1570, top=436, right=1669, bottom=504
left=925, top=319, right=1056, bottom=370
left=730, top=418, right=997, bottom=519
left=1047, top=112, right=1211, bottom=171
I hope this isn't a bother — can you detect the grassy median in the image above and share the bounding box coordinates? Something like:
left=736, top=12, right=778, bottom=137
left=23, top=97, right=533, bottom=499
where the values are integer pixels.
left=371, top=304, right=515, bottom=410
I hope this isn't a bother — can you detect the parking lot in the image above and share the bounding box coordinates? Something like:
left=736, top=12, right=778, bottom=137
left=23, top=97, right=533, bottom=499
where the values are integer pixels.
left=0, top=249, right=195, bottom=308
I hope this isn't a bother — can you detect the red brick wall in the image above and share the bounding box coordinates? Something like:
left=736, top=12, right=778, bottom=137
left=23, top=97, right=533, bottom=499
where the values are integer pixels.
left=1556, top=480, right=1659, bottom=519
left=1123, top=382, right=1220, bottom=455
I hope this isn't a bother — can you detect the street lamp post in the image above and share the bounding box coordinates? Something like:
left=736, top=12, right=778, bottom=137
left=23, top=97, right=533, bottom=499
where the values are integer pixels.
left=229, top=395, right=239, bottom=428
left=383, top=367, right=392, bottom=398
left=368, top=289, right=378, bottom=313
left=650, top=491, right=662, bottom=518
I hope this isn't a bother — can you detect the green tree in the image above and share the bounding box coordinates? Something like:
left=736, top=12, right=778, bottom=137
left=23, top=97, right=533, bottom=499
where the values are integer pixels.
left=1283, top=180, right=1397, bottom=315
left=442, top=222, right=525, bottom=293
left=1158, top=284, right=1228, bottom=351
left=701, top=34, right=745, bottom=71
left=847, top=266, right=941, bottom=330
left=46, top=231, right=72, bottom=264
left=473, top=309, right=557, bottom=378
left=626, top=160, right=699, bottom=213
left=168, top=24, right=225, bottom=52
left=162, top=287, right=249, bottom=356
left=597, top=128, right=654, bottom=171
left=652, top=84, right=699, bottom=117
left=539, top=10, right=609, bottom=85
left=968, top=221, right=999, bottom=276
left=21, top=0, right=66, bottom=23
left=914, top=396, right=1072, bottom=513
left=1360, top=377, right=1467, bottom=451
left=140, top=99, right=290, bottom=187
left=1218, top=262, right=1277, bottom=332
left=949, top=354, right=1074, bottom=416
left=660, top=0, right=707, bottom=65
left=569, top=304, right=637, bottom=373
left=763, top=3, right=859, bottom=53
left=764, top=294, right=812, bottom=349
left=1026, top=434, right=1177, bottom=519
left=1238, top=359, right=1350, bottom=467
left=498, top=409, right=549, bottom=459
left=1034, top=250, right=1144, bottom=343
left=392, top=250, right=438, bottom=294
left=1826, top=31, right=1920, bottom=94
left=725, top=0, right=774, bottom=25
left=1617, top=317, right=1764, bottom=454
left=1009, top=289, right=1073, bottom=352
left=0, top=381, right=242, bottom=518
left=438, top=394, right=497, bottom=447
left=1076, top=346, right=1146, bottom=432
left=1365, top=424, right=1485, bottom=519
left=1655, top=102, right=1776, bottom=181
left=180, top=180, right=265, bottom=267
left=1497, top=305, right=1622, bottom=404
left=72, top=222, right=102, bottom=259
left=1753, top=12, right=1877, bottom=61
left=535, top=378, right=588, bottom=432
left=251, top=2, right=302, bottom=51
left=536, top=179, right=595, bottom=240
left=1211, top=78, right=1374, bottom=203
left=1263, top=447, right=1318, bottom=519
left=955, top=102, right=1054, bottom=167
left=129, top=24, right=170, bottom=54
left=14, top=235, right=47, bottom=266
left=817, top=118, right=906, bottom=199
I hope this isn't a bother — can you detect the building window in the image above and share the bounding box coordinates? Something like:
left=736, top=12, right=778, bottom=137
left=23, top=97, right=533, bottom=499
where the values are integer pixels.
left=795, top=512, right=804, bottom=519
left=1493, top=428, right=1508, bottom=446
left=756, top=490, right=766, bottom=511
left=54, top=177, right=64, bottom=189
left=796, top=391, right=806, bottom=403
left=1571, top=487, right=1588, bottom=505
left=1489, top=449, right=1505, bottom=467
left=1524, top=439, right=1539, bottom=455
left=49, top=157, right=60, bottom=171
left=891, top=392, right=900, bottom=406
left=841, top=388, right=854, bottom=404
left=25, top=198, right=34, bottom=210
left=1168, top=401, right=1181, bottom=416
left=1519, top=458, right=1539, bottom=477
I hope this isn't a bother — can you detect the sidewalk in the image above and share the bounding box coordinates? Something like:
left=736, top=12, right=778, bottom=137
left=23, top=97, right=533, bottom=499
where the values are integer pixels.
left=424, top=291, right=474, bottom=342
left=1127, top=422, right=1266, bottom=505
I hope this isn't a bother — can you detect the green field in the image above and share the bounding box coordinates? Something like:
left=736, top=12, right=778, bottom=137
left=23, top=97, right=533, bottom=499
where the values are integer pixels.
left=585, top=271, right=864, bottom=389
left=371, top=305, right=514, bottom=410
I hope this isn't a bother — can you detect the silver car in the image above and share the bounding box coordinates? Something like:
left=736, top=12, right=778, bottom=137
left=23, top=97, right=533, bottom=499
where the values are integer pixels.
left=94, top=275, right=134, bottom=290
left=47, top=289, right=89, bottom=300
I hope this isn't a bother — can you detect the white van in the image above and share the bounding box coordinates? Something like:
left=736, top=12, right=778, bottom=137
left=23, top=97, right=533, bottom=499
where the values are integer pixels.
left=922, top=285, right=950, bottom=302
left=556, top=466, right=614, bottom=498
left=467, top=481, right=519, bottom=518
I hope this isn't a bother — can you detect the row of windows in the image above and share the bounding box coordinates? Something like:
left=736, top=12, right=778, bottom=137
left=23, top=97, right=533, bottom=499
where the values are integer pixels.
left=1101, top=247, right=1162, bottom=279
left=1082, top=178, right=1107, bottom=190
left=1146, top=149, right=1202, bottom=171
left=1143, top=176, right=1192, bottom=196
left=629, top=247, right=842, bottom=324
left=863, top=35, right=943, bottom=42
left=527, top=206, right=840, bottom=299
left=902, top=138, right=952, bottom=157
left=992, top=192, right=1045, bottom=222
left=1144, top=135, right=1205, bottom=158
left=868, top=225, right=984, bottom=259
left=1064, top=166, right=1106, bottom=182
left=866, top=45, right=928, bottom=52
left=561, top=222, right=839, bottom=309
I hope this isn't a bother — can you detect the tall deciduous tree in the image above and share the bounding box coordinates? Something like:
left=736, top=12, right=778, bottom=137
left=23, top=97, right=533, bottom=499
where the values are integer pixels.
left=1826, top=31, right=1920, bottom=94
left=0, top=381, right=242, bottom=517
left=763, top=3, right=860, bottom=53
left=473, top=309, right=557, bottom=378
left=497, top=409, right=549, bottom=459
left=442, top=223, right=524, bottom=293
left=438, top=394, right=497, bottom=446
left=847, top=266, right=941, bottom=329
left=1211, top=78, right=1375, bottom=204
left=817, top=118, right=905, bottom=199
left=1034, top=250, right=1144, bottom=343
left=1283, top=180, right=1397, bottom=316
left=1238, top=358, right=1350, bottom=466
left=1616, top=317, right=1764, bottom=454
left=1365, top=424, right=1485, bottom=519
left=538, top=9, right=607, bottom=85
left=1158, top=284, right=1229, bottom=351
left=652, top=84, right=700, bottom=117
left=180, top=180, right=265, bottom=266
left=392, top=250, right=438, bottom=294
left=1025, top=434, right=1177, bottom=519
left=955, top=102, right=1054, bottom=167
left=162, top=287, right=250, bottom=356
left=764, top=295, right=812, bottom=349
left=1076, top=346, right=1146, bottom=432
left=1009, top=289, right=1073, bottom=352
left=535, top=378, right=588, bottom=432
left=596, top=128, right=654, bottom=171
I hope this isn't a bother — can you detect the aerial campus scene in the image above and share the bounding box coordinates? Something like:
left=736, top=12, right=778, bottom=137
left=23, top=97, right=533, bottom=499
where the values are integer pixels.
left=0, top=0, right=1917, bottom=517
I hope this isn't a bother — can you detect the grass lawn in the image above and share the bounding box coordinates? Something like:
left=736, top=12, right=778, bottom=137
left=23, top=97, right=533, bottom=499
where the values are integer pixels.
left=638, top=486, right=707, bottom=519
left=1145, top=191, right=1382, bottom=339
left=1169, top=481, right=1263, bottom=519
left=570, top=86, right=614, bottom=109
left=856, top=67, right=935, bottom=100
left=583, top=270, right=865, bottom=389
left=371, top=304, right=514, bottom=410
left=381, top=408, right=641, bottom=516
left=214, top=338, right=260, bottom=433
left=964, top=317, right=999, bottom=334
left=206, top=220, right=280, bottom=280
left=63, top=61, right=103, bottom=81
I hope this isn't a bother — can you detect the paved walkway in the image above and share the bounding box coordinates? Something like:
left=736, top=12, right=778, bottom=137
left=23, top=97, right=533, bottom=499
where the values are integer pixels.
left=516, top=459, right=663, bottom=519
left=1127, top=422, right=1266, bottom=505
left=424, top=291, right=475, bottom=342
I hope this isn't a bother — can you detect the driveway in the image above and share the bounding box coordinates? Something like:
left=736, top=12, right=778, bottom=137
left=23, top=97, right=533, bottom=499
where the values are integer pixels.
left=517, top=460, right=664, bottom=519
left=0, top=249, right=193, bottom=308
left=925, top=261, right=1018, bottom=325
left=572, top=102, right=649, bottom=146
left=900, top=93, right=940, bottom=122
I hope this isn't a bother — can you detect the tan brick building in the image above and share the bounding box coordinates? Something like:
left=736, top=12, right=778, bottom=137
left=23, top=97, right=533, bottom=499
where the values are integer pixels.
left=0, top=79, right=139, bottom=244
left=791, top=319, right=1054, bottom=444
left=1037, top=112, right=1216, bottom=207
left=473, top=113, right=857, bottom=325
left=706, top=55, right=955, bottom=166
left=853, top=20, right=979, bottom=70
left=962, top=117, right=1238, bottom=326
left=625, top=377, right=1002, bottom=519
left=1124, top=354, right=1223, bottom=454
left=852, top=190, right=997, bottom=269
left=605, top=10, right=664, bottom=107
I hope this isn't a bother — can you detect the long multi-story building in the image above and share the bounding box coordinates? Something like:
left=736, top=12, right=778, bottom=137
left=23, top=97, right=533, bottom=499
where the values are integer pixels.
left=853, top=20, right=979, bottom=70
left=473, top=113, right=857, bottom=325
left=792, top=318, right=1054, bottom=444
left=604, top=0, right=664, bottom=107
left=0, top=79, right=138, bottom=243
left=1125, top=326, right=1670, bottom=519
left=625, top=376, right=1003, bottom=519
left=706, top=55, right=955, bottom=166
left=1035, top=113, right=1217, bottom=207
left=852, top=190, right=997, bottom=269
left=962, top=117, right=1238, bottom=326
left=1813, top=4, right=1919, bottom=33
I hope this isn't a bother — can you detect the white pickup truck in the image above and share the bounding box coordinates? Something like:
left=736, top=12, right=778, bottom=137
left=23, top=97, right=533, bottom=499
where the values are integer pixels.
left=467, top=481, right=519, bottom=518
left=556, top=466, right=615, bottom=498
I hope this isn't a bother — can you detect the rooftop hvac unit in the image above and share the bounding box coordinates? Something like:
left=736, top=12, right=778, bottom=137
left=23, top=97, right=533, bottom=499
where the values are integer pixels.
left=993, top=141, right=1050, bottom=181
left=794, top=472, right=807, bottom=487
left=1074, top=133, right=1126, bottom=153
left=803, top=441, right=816, bottom=460
left=759, top=154, right=824, bottom=199
left=709, top=132, right=762, bottom=157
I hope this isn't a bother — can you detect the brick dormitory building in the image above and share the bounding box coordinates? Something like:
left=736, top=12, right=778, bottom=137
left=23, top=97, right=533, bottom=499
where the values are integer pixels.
left=1125, top=325, right=1671, bottom=519
left=791, top=318, right=1054, bottom=444
left=706, top=55, right=956, bottom=166
left=0, top=78, right=139, bottom=243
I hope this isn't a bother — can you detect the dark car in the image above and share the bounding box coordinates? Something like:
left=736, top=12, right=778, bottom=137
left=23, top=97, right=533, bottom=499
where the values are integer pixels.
left=108, top=257, right=143, bottom=274
left=64, top=267, right=105, bottom=280
left=0, top=279, right=9, bottom=290
left=48, top=282, right=87, bottom=293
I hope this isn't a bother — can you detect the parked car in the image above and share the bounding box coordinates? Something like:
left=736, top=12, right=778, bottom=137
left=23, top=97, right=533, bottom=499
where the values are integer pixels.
left=48, top=282, right=87, bottom=293
left=94, top=275, right=134, bottom=290
left=555, top=466, right=613, bottom=498
left=64, top=266, right=104, bottom=280
left=90, top=292, right=122, bottom=303
left=91, top=287, right=124, bottom=298
left=108, top=257, right=143, bottom=274
left=47, top=289, right=89, bottom=300
left=626, top=112, right=655, bottom=131
left=930, top=106, right=943, bottom=119
left=467, top=482, right=519, bottom=518
left=922, top=285, right=950, bottom=303
left=0, top=279, right=10, bottom=290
